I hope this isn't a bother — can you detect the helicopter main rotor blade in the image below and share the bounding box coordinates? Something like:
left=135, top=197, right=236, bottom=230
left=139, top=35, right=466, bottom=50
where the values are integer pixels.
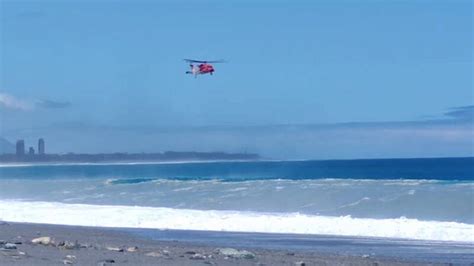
left=184, top=59, right=206, bottom=63
left=184, top=59, right=227, bottom=64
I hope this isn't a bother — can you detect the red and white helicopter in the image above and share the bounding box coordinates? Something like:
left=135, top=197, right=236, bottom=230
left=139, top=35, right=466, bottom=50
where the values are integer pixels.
left=184, top=59, right=225, bottom=77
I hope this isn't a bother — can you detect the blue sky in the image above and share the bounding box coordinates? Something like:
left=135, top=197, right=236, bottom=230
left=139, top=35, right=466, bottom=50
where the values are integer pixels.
left=0, top=0, right=472, bottom=159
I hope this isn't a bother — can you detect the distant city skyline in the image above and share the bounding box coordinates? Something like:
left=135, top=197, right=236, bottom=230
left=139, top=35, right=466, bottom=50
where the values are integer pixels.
left=1, top=1, right=472, bottom=159
left=11, top=138, right=46, bottom=156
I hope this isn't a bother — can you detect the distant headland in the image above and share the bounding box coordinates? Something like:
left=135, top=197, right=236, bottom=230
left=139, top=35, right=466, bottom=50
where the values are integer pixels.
left=0, top=138, right=259, bottom=163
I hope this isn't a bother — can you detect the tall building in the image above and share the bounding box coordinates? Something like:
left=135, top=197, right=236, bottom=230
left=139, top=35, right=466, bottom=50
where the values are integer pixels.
left=16, top=140, right=25, bottom=156
left=28, top=147, right=35, bottom=155
left=38, top=138, right=45, bottom=155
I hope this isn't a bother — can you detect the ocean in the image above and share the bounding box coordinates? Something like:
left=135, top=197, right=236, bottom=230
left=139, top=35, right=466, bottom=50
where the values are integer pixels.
left=0, top=157, right=473, bottom=245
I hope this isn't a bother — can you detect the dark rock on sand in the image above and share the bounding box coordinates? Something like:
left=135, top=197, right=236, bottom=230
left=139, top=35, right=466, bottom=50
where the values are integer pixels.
left=97, top=259, right=115, bottom=266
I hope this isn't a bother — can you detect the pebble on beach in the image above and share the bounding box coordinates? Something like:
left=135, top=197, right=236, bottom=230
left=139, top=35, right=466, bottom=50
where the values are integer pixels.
left=126, top=246, right=138, bottom=252
left=31, top=236, right=53, bottom=245
left=216, top=248, right=256, bottom=259
left=190, top=253, right=207, bottom=260
left=106, top=246, right=124, bottom=252
left=63, top=240, right=80, bottom=250
left=3, top=243, right=17, bottom=250
left=145, top=251, right=164, bottom=257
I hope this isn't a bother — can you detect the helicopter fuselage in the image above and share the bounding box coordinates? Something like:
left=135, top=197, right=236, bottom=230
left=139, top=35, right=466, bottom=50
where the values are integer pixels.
left=186, top=63, right=215, bottom=77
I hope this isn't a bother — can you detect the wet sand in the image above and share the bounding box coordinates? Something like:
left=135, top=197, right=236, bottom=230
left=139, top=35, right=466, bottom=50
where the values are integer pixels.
left=0, top=222, right=446, bottom=265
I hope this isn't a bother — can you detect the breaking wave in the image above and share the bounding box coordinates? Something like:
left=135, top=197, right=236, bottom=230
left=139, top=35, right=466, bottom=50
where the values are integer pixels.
left=0, top=200, right=472, bottom=243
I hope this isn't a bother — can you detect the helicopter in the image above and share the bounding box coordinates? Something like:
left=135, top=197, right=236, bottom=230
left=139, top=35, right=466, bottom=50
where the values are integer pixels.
left=184, top=59, right=226, bottom=77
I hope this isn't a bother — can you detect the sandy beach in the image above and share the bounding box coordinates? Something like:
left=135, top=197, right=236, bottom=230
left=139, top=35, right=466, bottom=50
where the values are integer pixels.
left=0, top=222, right=453, bottom=266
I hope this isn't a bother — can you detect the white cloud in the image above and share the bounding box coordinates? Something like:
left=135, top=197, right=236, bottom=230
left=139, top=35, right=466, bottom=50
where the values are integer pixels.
left=0, top=93, right=34, bottom=111
left=0, top=93, right=71, bottom=111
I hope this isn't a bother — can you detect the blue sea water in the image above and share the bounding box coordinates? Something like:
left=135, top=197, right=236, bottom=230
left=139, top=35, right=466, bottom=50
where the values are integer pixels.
left=2, top=157, right=473, bottom=181
left=0, top=157, right=473, bottom=243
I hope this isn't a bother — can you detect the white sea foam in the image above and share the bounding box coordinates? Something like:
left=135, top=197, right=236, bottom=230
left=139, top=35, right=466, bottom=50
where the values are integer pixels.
left=173, top=187, right=194, bottom=192
left=104, top=178, right=117, bottom=185
left=98, top=178, right=444, bottom=186
left=337, top=197, right=371, bottom=209
left=0, top=200, right=472, bottom=242
left=225, top=187, right=248, bottom=192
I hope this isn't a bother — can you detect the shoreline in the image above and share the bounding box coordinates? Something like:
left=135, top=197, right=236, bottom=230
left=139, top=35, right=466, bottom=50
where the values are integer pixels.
left=0, top=159, right=263, bottom=168
left=0, top=222, right=468, bottom=265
